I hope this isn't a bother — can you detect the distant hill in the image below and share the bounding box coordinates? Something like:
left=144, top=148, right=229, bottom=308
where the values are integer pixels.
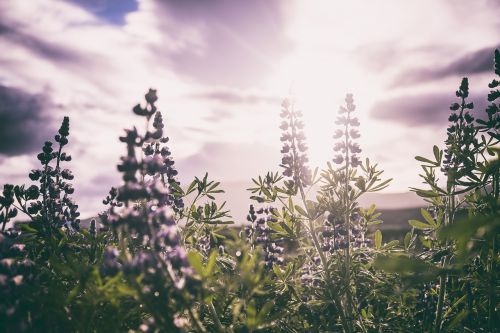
left=215, top=181, right=425, bottom=224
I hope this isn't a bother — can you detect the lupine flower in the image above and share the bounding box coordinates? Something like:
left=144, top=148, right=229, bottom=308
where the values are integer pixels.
left=332, top=94, right=362, bottom=169
left=476, top=49, right=500, bottom=134
left=245, top=204, right=284, bottom=268
left=321, top=208, right=372, bottom=254
left=299, top=253, right=321, bottom=294
left=442, top=78, right=478, bottom=175
left=102, top=90, right=199, bottom=331
left=279, top=98, right=312, bottom=193
left=14, top=117, right=81, bottom=230
left=142, top=111, right=183, bottom=212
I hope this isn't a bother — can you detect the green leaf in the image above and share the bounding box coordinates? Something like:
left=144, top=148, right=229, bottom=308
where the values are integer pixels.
left=415, top=156, right=437, bottom=165
left=295, top=205, right=309, bottom=218
left=367, top=220, right=383, bottom=226
left=420, top=208, right=436, bottom=226
left=414, top=190, right=441, bottom=198
left=19, top=223, right=38, bottom=233
left=374, top=229, right=382, bottom=249
left=272, top=265, right=284, bottom=279
left=433, top=145, right=441, bottom=164
left=382, top=240, right=399, bottom=249
left=404, top=232, right=412, bottom=249
left=187, top=251, right=204, bottom=275
left=281, top=221, right=295, bottom=237
left=419, top=235, right=432, bottom=249
left=409, top=219, right=433, bottom=230
left=205, top=250, right=217, bottom=277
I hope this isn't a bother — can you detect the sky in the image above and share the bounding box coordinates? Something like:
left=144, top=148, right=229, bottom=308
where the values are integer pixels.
left=0, top=0, right=499, bottom=220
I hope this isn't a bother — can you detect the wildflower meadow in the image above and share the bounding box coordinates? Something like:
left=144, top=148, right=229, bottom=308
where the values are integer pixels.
left=0, top=46, right=498, bottom=332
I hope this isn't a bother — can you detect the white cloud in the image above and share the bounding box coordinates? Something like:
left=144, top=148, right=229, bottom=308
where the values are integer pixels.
left=0, top=0, right=498, bottom=219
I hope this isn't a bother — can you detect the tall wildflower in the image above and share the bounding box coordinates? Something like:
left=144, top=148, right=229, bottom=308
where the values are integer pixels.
left=9, top=117, right=80, bottom=231
left=477, top=49, right=500, bottom=137
left=442, top=78, right=477, bottom=176
left=327, top=94, right=366, bottom=252
left=101, top=89, right=198, bottom=332
left=245, top=204, right=284, bottom=268
left=280, top=98, right=311, bottom=194
left=332, top=93, right=362, bottom=168
left=142, top=111, right=184, bottom=212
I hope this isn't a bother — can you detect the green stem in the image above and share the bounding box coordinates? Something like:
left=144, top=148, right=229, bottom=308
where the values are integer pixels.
left=434, top=257, right=448, bottom=333
left=343, top=110, right=356, bottom=332
left=308, top=218, right=351, bottom=333
left=208, top=301, right=227, bottom=333
left=489, top=223, right=497, bottom=330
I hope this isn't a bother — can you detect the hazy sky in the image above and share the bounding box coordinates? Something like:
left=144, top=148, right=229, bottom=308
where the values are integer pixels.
left=0, top=0, right=499, bottom=218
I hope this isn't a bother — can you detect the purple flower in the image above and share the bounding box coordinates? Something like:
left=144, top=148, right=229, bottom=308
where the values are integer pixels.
left=331, top=94, right=363, bottom=169
left=279, top=98, right=312, bottom=193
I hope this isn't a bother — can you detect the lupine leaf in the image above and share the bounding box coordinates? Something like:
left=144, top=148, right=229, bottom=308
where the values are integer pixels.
left=420, top=208, right=436, bottom=226
left=374, top=230, right=382, bottom=249
left=409, top=219, right=433, bottom=230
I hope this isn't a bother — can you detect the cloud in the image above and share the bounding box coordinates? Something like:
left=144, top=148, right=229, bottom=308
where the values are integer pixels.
left=0, top=85, right=55, bottom=156
left=393, top=45, right=499, bottom=86
left=151, top=0, right=292, bottom=87
left=0, top=23, right=83, bottom=63
left=370, top=91, right=490, bottom=127
left=190, top=88, right=279, bottom=105
left=204, top=109, right=234, bottom=123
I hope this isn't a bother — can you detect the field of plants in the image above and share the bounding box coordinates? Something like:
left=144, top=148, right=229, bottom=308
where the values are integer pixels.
left=0, top=49, right=499, bottom=332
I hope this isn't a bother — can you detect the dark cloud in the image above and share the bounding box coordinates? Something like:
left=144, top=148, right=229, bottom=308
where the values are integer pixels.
left=371, top=91, right=489, bottom=127
left=191, top=88, right=279, bottom=105
left=0, top=23, right=82, bottom=63
left=393, top=46, right=499, bottom=86
left=67, top=0, right=138, bottom=25
left=154, top=0, right=292, bottom=87
left=0, top=85, right=55, bottom=156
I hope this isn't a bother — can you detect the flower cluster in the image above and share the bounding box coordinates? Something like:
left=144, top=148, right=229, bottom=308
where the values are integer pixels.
left=0, top=185, right=18, bottom=232
left=442, top=78, right=478, bottom=175
left=477, top=49, right=500, bottom=134
left=299, top=253, right=321, bottom=289
left=101, top=89, right=198, bottom=331
left=142, top=111, right=184, bottom=212
left=332, top=94, right=362, bottom=168
left=245, top=204, right=284, bottom=268
left=279, top=98, right=311, bottom=193
left=15, top=117, right=80, bottom=230
left=320, top=209, right=371, bottom=253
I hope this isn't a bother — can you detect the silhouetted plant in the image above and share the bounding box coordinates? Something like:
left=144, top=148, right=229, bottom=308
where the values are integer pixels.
left=10, top=117, right=81, bottom=233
